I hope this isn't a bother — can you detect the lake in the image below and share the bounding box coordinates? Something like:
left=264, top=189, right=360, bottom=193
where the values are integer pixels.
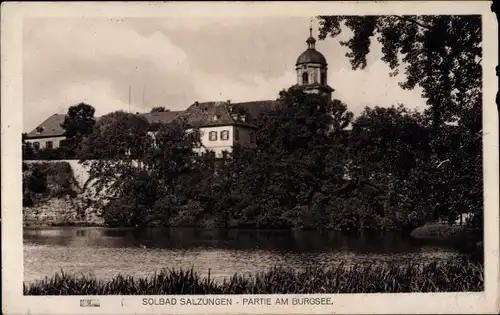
left=23, top=227, right=467, bottom=283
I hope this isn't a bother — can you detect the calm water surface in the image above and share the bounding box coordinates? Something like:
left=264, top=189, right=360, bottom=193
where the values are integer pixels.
left=24, top=227, right=466, bottom=283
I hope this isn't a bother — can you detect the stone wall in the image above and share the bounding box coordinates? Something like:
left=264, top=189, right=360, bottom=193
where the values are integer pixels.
left=23, top=196, right=104, bottom=227
left=23, top=160, right=104, bottom=226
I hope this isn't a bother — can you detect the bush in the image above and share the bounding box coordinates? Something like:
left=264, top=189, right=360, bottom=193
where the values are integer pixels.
left=22, top=162, right=79, bottom=207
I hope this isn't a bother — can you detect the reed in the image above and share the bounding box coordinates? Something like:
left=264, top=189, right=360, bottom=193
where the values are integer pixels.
left=24, top=260, right=484, bottom=295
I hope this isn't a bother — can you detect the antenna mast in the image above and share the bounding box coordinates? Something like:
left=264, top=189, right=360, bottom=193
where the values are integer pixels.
left=128, top=86, right=131, bottom=113
left=309, top=17, right=313, bottom=37
left=142, top=85, right=146, bottom=108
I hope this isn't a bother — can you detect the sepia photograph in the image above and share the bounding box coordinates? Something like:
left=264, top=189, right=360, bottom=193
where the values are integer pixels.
left=2, top=1, right=499, bottom=314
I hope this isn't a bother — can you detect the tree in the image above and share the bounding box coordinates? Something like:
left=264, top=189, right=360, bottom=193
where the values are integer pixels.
left=81, top=111, right=202, bottom=227
left=151, top=106, right=169, bottom=113
left=350, top=104, right=429, bottom=181
left=317, top=15, right=482, bottom=229
left=80, top=111, right=151, bottom=214
left=60, top=103, right=96, bottom=157
left=211, top=88, right=354, bottom=229
left=82, top=111, right=150, bottom=160
left=317, top=15, right=481, bottom=128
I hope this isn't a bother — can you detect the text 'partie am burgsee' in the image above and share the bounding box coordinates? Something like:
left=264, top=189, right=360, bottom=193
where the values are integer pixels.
left=142, top=297, right=334, bottom=306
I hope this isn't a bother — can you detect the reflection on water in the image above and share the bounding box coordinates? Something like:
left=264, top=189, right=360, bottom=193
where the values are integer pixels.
left=23, top=227, right=466, bottom=283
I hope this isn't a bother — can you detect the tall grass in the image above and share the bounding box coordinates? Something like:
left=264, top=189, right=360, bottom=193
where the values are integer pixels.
left=24, top=260, right=483, bottom=295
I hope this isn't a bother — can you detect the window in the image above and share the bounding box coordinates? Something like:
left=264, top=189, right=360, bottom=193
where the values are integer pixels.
left=302, top=72, right=309, bottom=84
left=33, top=142, right=40, bottom=151
left=212, top=115, right=218, bottom=122
left=209, top=131, right=218, bottom=141
left=321, top=72, right=326, bottom=85
left=234, top=129, right=239, bottom=141
left=250, top=132, right=256, bottom=144
left=220, top=130, right=230, bottom=141
left=46, top=141, right=53, bottom=149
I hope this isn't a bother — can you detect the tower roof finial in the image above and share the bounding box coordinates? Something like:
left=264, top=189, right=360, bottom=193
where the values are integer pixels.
left=306, top=17, right=316, bottom=49
left=309, top=17, right=313, bottom=37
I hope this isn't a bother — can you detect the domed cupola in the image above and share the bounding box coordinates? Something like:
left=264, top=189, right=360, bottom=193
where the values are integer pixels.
left=294, top=21, right=333, bottom=100
left=296, top=33, right=327, bottom=66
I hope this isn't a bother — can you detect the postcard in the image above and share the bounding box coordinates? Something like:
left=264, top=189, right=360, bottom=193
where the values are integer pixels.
left=2, top=1, right=499, bottom=314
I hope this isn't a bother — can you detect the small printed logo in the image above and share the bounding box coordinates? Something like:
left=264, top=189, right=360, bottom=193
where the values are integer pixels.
left=80, top=299, right=100, bottom=307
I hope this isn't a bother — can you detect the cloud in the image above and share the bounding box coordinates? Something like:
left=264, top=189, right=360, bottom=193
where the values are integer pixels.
left=192, top=71, right=296, bottom=103
left=23, top=18, right=194, bottom=131
left=331, top=59, right=426, bottom=116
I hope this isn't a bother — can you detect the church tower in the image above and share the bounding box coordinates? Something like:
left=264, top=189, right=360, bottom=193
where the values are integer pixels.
left=295, top=22, right=334, bottom=100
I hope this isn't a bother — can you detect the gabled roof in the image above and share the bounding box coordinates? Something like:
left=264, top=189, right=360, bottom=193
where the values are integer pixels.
left=26, top=110, right=183, bottom=139
left=175, top=101, right=258, bottom=129
left=141, top=110, right=182, bottom=124
left=231, top=100, right=278, bottom=120
left=26, top=114, right=66, bottom=139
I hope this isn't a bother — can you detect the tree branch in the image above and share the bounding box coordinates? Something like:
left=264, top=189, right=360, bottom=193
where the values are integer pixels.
left=394, top=16, right=432, bottom=30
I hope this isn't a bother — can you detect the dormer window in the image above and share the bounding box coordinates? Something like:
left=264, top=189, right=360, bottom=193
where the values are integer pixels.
left=212, top=115, right=218, bottom=122
left=36, top=127, right=44, bottom=134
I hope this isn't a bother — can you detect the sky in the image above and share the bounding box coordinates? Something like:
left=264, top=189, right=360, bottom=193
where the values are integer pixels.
left=23, top=17, right=425, bottom=132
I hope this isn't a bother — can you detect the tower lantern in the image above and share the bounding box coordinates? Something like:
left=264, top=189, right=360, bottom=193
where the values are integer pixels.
left=294, top=19, right=334, bottom=100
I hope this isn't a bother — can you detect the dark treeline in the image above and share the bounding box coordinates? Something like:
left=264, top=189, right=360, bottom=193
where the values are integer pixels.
left=22, top=15, right=482, bottom=233
left=22, top=86, right=482, bottom=232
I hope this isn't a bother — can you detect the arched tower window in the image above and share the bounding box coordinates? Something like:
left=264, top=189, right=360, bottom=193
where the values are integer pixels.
left=320, top=72, right=326, bottom=85
left=302, top=72, right=309, bottom=84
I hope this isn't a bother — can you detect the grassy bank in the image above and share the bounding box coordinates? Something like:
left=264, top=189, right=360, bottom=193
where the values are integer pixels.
left=24, top=261, right=483, bottom=295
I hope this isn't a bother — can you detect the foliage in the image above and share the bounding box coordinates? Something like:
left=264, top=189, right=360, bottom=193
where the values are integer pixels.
left=60, top=103, right=96, bottom=157
left=22, top=162, right=78, bottom=207
left=317, top=15, right=482, bottom=231
left=317, top=15, right=481, bottom=126
left=22, top=146, right=75, bottom=160
left=24, top=260, right=484, bottom=295
left=80, top=112, right=203, bottom=227
left=75, top=84, right=481, bottom=233
left=151, top=106, right=169, bottom=112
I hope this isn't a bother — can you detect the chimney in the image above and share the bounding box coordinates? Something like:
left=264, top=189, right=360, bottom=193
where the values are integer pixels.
left=226, top=99, right=231, bottom=104
left=194, top=101, right=199, bottom=107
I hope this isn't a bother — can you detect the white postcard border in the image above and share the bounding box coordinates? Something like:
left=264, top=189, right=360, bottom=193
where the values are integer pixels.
left=2, top=1, right=499, bottom=314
